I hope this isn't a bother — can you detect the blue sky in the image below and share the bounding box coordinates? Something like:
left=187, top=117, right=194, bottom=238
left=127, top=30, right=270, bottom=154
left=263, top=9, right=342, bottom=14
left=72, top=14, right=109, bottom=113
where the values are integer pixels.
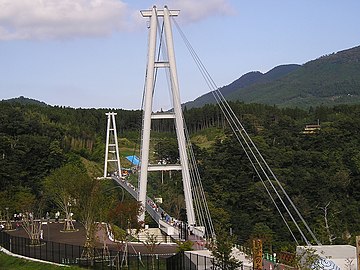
left=0, top=0, right=359, bottom=110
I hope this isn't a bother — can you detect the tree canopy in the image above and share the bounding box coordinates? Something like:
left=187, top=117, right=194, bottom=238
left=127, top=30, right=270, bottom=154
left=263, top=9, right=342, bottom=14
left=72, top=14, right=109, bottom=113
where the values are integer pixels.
left=1, top=100, right=360, bottom=251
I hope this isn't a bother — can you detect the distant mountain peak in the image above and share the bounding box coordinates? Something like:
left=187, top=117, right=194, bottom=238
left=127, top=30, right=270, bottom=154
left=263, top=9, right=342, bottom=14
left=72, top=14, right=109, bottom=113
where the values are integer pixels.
left=1, top=96, right=48, bottom=107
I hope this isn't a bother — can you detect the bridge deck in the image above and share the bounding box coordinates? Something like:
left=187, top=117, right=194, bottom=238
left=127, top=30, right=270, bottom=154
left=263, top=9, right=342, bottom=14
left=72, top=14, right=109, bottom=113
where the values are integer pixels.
left=111, top=176, right=185, bottom=240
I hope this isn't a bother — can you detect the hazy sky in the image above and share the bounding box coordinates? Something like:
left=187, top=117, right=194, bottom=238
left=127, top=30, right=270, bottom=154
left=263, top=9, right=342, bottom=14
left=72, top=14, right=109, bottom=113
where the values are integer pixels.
left=1, top=0, right=359, bottom=110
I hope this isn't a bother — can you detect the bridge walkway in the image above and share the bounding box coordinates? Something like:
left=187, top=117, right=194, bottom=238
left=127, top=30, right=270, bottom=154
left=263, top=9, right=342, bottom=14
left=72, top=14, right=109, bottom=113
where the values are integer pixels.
left=111, top=176, right=190, bottom=241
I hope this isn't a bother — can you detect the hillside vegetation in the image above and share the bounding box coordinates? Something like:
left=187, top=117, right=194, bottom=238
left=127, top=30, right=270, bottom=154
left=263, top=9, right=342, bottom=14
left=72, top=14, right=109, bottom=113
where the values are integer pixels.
left=185, top=45, right=360, bottom=109
left=184, top=64, right=300, bottom=109
left=1, top=100, right=360, bottom=252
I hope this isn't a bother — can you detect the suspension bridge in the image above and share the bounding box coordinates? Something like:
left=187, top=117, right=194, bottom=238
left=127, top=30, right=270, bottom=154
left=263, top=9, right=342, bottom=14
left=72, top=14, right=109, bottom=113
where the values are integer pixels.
left=100, top=6, right=360, bottom=269
left=103, top=4, right=324, bottom=251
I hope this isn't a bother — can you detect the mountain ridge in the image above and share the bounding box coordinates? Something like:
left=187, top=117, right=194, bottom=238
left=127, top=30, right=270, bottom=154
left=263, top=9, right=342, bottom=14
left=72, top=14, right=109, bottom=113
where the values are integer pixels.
left=227, top=45, right=360, bottom=108
left=183, top=64, right=300, bottom=109
left=185, top=45, right=360, bottom=109
left=1, top=96, right=48, bottom=107
left=3, top=45, right=360, bottom=110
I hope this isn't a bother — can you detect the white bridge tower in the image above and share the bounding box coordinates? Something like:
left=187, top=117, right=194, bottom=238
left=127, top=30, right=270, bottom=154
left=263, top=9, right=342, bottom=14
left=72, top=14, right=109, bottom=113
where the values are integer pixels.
left=104, top=112, right=122, bottom=178
left=138, top=6, right=196, bottom=225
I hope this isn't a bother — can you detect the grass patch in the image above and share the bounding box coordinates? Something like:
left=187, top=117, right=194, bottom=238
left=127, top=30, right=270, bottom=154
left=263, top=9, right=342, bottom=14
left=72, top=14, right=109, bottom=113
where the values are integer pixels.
left=0, top=251, right=83, bottom=270
left=190, top=127, right=225, bottom=148
left=81, top=157, right=103, bottom=178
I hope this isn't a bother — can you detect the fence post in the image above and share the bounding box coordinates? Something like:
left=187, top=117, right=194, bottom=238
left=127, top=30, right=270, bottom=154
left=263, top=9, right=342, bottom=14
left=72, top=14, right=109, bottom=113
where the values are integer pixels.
left=204, top=254, right=206, bottom=270
left=101, top=247, right=104, bottom=270
left=14, top=235, right=17, bottom=254
left=78, top=245, right=81, bottom=266
left=27, top=237, right=30, bottom=258
left=12, top=235, right=15, bottom=254
left=128, top=251, right=130, bottom=270
left=93, top=247, right=96, bottom=267
left=20, top=236, right=23, bottom=255
left=197, top=254, right=199, bottom=270
left=58, top=242, right=61, bottom=263
left=51, top=241, right=54, bottom=263
left=45, top=239, right=47, bottom=261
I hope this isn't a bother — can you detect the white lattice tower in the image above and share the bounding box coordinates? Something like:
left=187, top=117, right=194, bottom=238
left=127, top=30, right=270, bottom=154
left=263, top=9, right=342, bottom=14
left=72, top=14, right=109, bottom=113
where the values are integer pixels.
left=104, top=112, right=122, bottom=178
left=138, top=6, right=196, bottom=225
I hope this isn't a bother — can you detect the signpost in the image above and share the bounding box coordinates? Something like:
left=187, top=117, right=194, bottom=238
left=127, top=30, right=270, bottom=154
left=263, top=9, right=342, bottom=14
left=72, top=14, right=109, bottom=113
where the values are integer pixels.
left=253, top=238, right=263, bottom=270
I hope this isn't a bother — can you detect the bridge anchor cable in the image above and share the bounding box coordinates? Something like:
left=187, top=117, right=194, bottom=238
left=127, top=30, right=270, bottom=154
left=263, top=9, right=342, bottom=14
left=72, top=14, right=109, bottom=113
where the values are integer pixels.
left=173, top=17, right=321, bottom=246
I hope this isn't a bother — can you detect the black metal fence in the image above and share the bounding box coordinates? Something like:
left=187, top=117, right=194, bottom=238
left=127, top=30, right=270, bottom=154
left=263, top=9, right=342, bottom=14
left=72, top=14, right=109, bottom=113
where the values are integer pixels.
left=0, top=231, right=173, bottom=269
left=166, top=252, right=253, bottom=270
left=166, top=252, right=212, bottom=270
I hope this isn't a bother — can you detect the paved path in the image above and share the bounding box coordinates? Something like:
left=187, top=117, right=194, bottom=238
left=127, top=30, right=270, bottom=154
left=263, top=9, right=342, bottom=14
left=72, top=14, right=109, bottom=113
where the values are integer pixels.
left=6, top=221, right=177, bottom=255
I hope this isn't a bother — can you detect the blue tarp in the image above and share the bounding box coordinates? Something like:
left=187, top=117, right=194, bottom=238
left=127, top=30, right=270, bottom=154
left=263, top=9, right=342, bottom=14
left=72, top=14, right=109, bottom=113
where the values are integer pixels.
left=126, top=155, right=140, bottom=166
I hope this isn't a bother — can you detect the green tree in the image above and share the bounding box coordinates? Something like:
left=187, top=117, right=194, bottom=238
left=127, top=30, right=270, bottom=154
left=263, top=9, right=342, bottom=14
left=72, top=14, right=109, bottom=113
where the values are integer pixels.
left=108, top=200, right=143, bottom=231
left=72, top=176, right=105, bottom=258
left=209, top=228, right=242, bottom=270
left=43, top=163, right=85, bottom=232
left=175, top=240, right=194, bottom=252
left=250, top=222, right=275, bottom=253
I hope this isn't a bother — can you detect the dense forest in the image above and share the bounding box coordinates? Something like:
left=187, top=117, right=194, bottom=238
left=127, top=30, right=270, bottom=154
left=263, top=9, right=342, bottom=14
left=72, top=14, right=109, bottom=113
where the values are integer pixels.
left=1, top=100, right=360, bottom=252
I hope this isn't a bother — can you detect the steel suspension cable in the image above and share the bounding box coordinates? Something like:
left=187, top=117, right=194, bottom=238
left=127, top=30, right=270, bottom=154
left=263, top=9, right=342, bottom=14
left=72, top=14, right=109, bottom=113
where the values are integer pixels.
left=211, top=90, right=311, bottom=245
left=212, top=78, right=320, bottom=245
left=211, top=92, right=301, bottom=244
left=168, top=21, right=302, bottom=242
left=199, top=52, right=310, bottom=244
left=173, top=18, right=319, bottom=245
left=184, top=122, right=216, bottom=238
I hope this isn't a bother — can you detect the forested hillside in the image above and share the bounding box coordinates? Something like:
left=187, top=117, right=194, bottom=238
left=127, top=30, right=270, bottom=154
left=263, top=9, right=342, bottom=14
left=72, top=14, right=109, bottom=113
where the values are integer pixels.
left=183, top=64, right=300, bottom=109
left=1, top=100, right=360, bottom=251
left=185, top=45, right=360, bottom=109
left=0, top=101, right=141, bottom=195
left=186, top=103, right=360, bottom=249
left=227, top=45, right=360, bottom=108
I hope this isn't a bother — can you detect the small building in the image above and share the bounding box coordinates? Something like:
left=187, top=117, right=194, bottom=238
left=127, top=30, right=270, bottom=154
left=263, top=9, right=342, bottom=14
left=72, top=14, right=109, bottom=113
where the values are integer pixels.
left=302, top=124, right=321, bottom=134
